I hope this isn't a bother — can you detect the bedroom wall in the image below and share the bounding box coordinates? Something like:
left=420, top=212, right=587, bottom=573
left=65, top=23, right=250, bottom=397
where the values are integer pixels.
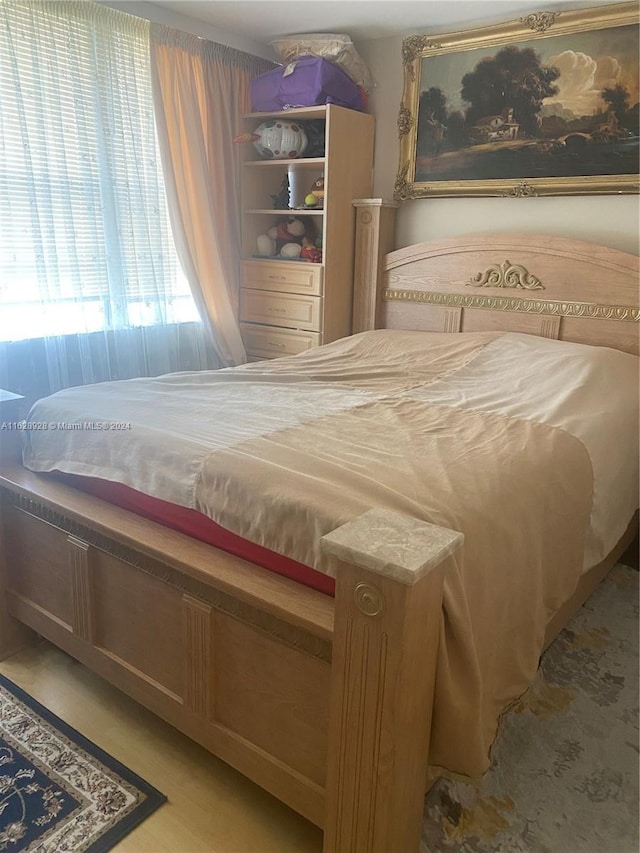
left=358, top=35, right=640, bottom=255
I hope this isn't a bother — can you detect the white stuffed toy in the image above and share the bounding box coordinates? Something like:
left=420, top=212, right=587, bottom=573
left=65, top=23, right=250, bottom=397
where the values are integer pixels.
left=256, top=234, right=276, bottom=256
left=280, top=243, right=302, bottom=258
left=256, top=217, right=311, bottom=258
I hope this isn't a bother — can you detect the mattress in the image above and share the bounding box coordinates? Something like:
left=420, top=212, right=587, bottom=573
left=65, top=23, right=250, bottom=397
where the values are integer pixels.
left=21, top=330, right=640, bottom=777
left=60, top=473, right=335, bottom=595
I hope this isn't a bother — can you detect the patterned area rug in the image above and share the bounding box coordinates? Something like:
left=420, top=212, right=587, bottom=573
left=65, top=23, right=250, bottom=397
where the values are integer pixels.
left=422, top=564, right=639, bottom=853
left=0, top=675, right=166, bottom=852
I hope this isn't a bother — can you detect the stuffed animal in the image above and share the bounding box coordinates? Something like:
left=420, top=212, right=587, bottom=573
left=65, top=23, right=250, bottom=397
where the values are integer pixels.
left=300, top=241, right=322, bottom=263
left=233, top=120, right=308, bottom=160
left=256, top=217, right=319, bottom=260
left=302, top=177, right=325, bottom=209
left=256, top=234, right=276, bottom=256
left=275, top=218, right=306, bottom=242
left=270, top=174, right=290, bottom=209
left=281, top=243, right=302, bottom=258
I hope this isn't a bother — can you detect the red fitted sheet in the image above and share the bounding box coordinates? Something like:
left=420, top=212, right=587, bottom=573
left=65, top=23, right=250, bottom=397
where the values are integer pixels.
left=57, top=473, right=336, bottom=596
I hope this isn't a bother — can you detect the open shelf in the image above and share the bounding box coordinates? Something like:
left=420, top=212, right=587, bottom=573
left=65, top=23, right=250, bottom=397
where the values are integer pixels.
left=243, top=106, right=328, bottom=121
left=246, top=209, right=324, bottom=216
left=244, top=158, right=326, bottom=168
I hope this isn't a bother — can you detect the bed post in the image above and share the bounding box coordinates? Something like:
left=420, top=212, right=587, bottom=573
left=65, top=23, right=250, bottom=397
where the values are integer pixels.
left=352, top=199, right=398, bottom=334
left=320, top=508, right=462, bottom=853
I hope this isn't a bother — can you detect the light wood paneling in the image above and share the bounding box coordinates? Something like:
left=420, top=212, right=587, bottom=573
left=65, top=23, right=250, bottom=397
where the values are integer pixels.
left=69, top=536, right=95, bottom=643
left=5, top=506, right=73, bottom=629
left=352, top=199, right=398, bottom=333
left=183, top=595, right=213, bottom=718
left=240, top=323, right=322, bottom=358
left=376, top=232, right=639, bottom=353
left=0, top=471, right=331, bottom=828
left=213, top=612, right=330, bottom=787
left=91, top=548, right=184, bottom=698
left=560, top=315, right=640, bottom=353
left=240, top=289, right=323, bottom=332
left=382, top=302, right=463, bottom=333
left=242, top=260, right=323, bottom=295
left=322, top=107, right=375, bottom=343
left=460, top=308, right=560, bottom=338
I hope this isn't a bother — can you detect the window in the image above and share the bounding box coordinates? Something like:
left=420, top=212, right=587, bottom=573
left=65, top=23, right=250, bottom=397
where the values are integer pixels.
left=0, top=1, right=198, bottom=343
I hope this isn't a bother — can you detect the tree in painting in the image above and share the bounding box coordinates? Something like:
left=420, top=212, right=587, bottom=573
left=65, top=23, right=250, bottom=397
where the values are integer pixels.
left=461, top=46, right=560, bottom=138
left=601, top=84, right=638, bottom=134
left=418, top=87, right=448, bottom=155
left=602, top=84, right=630, bottom=116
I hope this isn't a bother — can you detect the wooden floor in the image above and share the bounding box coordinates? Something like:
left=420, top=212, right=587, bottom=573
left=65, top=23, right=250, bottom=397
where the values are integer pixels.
left=0, top=640, right=323, bottom=853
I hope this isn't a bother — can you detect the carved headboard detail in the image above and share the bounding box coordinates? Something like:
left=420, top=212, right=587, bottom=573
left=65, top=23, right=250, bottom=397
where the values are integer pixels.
left=466, top=260, right=544, bottom=290
left=352, top=200, right=639, bottom=354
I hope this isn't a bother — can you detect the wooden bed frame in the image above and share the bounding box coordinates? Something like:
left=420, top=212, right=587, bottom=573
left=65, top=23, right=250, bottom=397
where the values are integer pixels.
left=0, top=213, right=638, bottom=852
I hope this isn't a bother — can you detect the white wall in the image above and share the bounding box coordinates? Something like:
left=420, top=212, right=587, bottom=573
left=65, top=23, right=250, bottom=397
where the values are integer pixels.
left=358, top=35, right=640, bottom=255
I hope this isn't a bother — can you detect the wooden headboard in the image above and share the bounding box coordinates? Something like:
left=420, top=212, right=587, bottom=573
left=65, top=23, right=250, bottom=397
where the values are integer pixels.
left=352, top=200, right=639, bottom=355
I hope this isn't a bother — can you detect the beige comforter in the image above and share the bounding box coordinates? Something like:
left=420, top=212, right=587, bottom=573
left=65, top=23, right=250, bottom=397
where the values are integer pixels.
left=23, top=330, right=639, bottom=777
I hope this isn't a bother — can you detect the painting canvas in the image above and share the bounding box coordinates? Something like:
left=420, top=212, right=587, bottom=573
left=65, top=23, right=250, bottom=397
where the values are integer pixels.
left=396, top=3, right=639, bottom=198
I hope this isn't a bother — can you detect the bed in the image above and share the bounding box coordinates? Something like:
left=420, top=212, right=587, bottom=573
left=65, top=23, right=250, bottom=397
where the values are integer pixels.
left=0, top=219, right=638, bottom=852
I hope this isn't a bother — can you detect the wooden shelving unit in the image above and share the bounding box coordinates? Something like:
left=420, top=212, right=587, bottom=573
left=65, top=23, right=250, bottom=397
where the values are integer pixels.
left=238, top=105, right=374, bottom=359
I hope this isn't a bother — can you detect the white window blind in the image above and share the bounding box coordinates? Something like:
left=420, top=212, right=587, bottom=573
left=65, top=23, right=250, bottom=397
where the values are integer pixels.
left=0, top=0, right=198, bottom=342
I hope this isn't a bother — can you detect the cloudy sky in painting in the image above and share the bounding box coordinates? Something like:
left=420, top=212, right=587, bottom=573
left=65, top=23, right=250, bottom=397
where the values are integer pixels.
left=544, top=48, right=634, bottom=117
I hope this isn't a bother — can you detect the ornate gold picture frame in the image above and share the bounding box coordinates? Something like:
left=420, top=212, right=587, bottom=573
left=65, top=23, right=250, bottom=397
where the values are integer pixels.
left=395, top=2, right=639, bottom=199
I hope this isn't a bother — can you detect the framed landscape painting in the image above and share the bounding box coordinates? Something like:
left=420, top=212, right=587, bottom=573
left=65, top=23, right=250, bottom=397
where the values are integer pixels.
left=395, top=2, right=639, bottom=199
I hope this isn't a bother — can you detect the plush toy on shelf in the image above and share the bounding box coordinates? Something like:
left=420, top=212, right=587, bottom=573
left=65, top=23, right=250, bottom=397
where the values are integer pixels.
left=281, top=242, right=302, bottom=259
left=255, top=216, right=321, bottom=262
left=300, top=239, right=322, bottom=263
left=256, top=234, right=276, bottom=256
left=270, top=175, right=290, bottom=209
left=304, top=234, right=323, bottom=263
left=233, top=120, right=308, bottom=160
left=303, top=177, right=325, bottom=209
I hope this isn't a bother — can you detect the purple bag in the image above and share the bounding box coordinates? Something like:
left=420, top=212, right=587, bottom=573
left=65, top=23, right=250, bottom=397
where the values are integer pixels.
left=251, top=56, right=365, bottom=112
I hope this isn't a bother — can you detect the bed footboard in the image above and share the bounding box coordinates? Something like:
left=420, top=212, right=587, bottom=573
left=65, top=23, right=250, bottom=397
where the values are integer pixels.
left=0, top=470, right=461, bottom=852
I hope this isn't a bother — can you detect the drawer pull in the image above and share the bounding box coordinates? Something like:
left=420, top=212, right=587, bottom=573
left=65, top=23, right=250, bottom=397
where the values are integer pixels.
left=267, top=306, right=287, bottom=314
left=266, top=341, right=287, bottom=350
left=267, top=274, right=287, bottom=281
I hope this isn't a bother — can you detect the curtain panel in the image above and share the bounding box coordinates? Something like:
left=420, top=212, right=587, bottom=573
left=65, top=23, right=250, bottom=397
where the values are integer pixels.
left=0, top=323, right=220, bottom=409
left=0, top=1, right=220, bottom=402
left=150, top=25, right=275, bottom=366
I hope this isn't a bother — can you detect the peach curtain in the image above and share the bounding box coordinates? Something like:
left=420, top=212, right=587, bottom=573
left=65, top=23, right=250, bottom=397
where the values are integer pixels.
left=150, top=26, right=273, bottom=365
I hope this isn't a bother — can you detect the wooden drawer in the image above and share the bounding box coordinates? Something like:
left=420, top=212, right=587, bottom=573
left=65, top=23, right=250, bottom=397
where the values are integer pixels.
left=240, top=289, right=322, bottom=332
left=240, top=324, right=321, bottom=358
left=242, top=260, right=323, bottom=295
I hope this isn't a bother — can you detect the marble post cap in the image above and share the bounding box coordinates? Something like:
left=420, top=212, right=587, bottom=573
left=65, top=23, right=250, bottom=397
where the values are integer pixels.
left=320, top=508, right=463, bottom=585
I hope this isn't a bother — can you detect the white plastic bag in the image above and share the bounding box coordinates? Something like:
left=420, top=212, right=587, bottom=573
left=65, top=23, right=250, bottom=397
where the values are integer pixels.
left=270, top=33, right=375, bottom=93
